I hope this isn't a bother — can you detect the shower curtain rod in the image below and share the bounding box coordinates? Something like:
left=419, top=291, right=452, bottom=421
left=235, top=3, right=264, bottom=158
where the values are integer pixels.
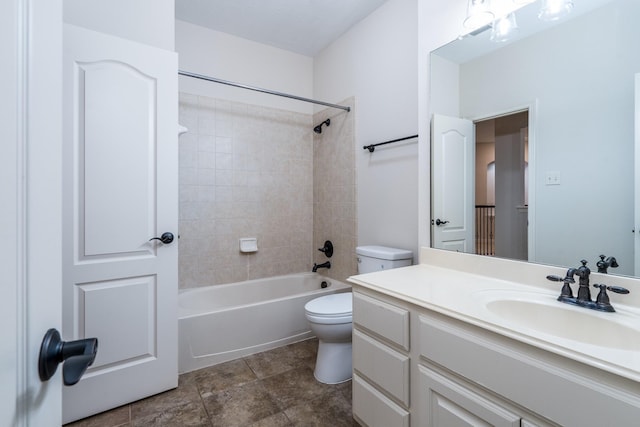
left=178, top=70, right=351, bottom=112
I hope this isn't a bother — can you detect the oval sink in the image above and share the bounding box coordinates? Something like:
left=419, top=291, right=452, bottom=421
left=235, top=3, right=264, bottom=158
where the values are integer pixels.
left=482, top=295, right=640, bottom=351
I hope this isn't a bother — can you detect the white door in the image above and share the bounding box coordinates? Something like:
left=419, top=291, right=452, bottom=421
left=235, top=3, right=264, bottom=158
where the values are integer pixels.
left=635, top=73, right=640, bottom=276
left=2, top=0, right=63, bottom=425
left=431, top=114, right=475, bottom=253
left=62, top=25, right=178, bottom=423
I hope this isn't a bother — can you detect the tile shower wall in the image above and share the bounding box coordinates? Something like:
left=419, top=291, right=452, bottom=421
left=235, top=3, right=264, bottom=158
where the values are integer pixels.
left=313, top=98, right=357, bottom=282
left=178, top=93, right=314, bottom=288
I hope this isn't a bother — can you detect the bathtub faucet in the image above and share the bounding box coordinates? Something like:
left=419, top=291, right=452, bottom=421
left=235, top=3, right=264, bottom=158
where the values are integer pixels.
left=312, top=261, right=331, bottom=273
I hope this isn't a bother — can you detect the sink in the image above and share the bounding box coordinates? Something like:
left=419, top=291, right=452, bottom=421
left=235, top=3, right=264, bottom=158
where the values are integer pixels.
left=476, top=291, right=640, bottom=351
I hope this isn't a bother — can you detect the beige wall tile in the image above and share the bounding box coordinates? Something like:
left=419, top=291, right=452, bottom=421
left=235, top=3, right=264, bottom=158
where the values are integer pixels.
left=312, top=97, right=357, bottom=283
left=179, top=93, right=315, bottom=287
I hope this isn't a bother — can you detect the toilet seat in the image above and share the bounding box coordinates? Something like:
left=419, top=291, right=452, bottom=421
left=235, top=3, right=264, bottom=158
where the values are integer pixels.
left=305, top=293, right=352, bottom=324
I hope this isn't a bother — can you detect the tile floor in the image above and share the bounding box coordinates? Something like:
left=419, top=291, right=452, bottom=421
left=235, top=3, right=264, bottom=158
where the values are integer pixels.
left=65, top=338, right=358, bottom=426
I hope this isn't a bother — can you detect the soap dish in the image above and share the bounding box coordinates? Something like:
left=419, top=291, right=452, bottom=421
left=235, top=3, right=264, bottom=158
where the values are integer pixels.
left=239, top=238, right=258, bottom=253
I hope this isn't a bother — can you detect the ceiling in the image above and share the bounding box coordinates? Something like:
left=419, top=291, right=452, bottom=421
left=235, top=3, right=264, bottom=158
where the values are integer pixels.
left=175, top=0, right=388, bottom=57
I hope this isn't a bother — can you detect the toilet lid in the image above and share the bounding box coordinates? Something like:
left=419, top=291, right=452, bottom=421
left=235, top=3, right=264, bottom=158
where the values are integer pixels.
left=305, top=292, right=352, bottom=317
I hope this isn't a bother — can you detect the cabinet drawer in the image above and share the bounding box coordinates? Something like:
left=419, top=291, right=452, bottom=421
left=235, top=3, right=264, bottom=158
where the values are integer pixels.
left=353, top=329, right=409, bottom=406
left=353, top=374, right=410, bottom=427
left=353, top=292, right=409, bottom=350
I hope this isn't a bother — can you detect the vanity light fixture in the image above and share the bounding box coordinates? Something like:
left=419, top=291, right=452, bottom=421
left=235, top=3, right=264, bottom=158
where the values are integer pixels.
left=464, top=0, right=574, bottom=40
left=491, top=12, right=519, bottom=42
left=538, top=0, right=574, bottom=21
left=464, top=0, right=495, bottom=29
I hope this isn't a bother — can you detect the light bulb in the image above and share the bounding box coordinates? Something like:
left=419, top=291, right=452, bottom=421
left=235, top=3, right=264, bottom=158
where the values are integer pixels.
left=538, top=0, right=574, bottom=21
left=464, top=0, right=495, bottom=29
left=491, top=13, right=519, bottom=42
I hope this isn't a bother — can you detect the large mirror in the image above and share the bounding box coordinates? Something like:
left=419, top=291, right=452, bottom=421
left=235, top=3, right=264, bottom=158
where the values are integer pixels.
left=430, top=0, right=640, bottom=277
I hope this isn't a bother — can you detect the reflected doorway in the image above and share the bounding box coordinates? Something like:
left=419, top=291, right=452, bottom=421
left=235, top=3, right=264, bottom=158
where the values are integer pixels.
left=475, top=111, right=529, bottom=260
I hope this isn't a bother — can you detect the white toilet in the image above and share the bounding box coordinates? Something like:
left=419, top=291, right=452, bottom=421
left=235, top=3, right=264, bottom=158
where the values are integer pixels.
left=304, top=245, right=413, bottom=384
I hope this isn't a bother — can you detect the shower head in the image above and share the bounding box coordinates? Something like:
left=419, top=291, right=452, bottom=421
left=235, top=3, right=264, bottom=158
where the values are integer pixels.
left=313, top=118, right=330, bottom=134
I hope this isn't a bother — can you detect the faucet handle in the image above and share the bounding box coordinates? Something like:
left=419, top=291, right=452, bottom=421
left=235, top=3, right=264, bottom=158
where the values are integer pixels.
left=317, top=240, right=333, bottom=258
left=547, top=275, right=574, bottom=298
left=592, top=284, right=630, bottom=312
left=593, top=284, right=630, bottom=295
left=546, top=275, right=574, bottom=283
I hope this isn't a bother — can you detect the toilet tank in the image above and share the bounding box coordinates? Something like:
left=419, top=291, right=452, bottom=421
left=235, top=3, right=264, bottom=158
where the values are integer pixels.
left=356, top=245, right=413, bottom=274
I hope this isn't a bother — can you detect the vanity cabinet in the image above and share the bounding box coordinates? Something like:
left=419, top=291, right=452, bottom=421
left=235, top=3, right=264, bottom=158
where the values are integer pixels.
left=351, top=287, right=640, bottom=427
left=352, top=291, right=411, bottom=426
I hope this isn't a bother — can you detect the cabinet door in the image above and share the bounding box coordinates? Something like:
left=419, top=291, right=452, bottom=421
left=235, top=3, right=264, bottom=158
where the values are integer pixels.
left=419, top=365, right=520, bottom=427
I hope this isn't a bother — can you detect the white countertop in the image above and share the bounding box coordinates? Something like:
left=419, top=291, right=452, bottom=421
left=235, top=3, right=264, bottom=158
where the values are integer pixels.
left=348, top=248, right=640, bottom=383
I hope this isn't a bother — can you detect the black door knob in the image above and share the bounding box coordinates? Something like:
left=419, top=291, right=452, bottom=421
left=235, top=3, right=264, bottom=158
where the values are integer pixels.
left=38, top=328, right=98, bottom=386
left=435, top=219, right=450, bottom=226
left=149, top=232, right=174, bottom=244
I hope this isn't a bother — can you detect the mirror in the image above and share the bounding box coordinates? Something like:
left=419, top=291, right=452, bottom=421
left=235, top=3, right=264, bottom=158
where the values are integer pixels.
left=430, top=0, right=640, bottom=277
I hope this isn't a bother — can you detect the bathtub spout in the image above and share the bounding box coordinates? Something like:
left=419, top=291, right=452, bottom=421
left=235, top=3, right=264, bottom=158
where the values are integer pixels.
left=312, top=261, right=331, bottom=273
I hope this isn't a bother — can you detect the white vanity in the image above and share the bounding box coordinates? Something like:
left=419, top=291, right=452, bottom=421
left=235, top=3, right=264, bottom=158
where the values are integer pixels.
left=348, top=248, right=640, bottom=427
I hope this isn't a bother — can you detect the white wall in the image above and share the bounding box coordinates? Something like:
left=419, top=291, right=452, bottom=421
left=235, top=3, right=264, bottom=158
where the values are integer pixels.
left=63, top=0, right=174, bottom=50
left=314, top=0, right=420, bottom=260
left=176, top=20, right=314, bottom=114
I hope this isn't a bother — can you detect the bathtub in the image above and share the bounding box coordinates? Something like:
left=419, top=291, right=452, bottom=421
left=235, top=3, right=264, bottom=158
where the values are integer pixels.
left=178, top=272, right=351, bottom=373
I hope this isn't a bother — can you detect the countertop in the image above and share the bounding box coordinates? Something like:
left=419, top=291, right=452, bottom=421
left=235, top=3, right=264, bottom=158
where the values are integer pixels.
left=348, top=248, right=640, bottom=383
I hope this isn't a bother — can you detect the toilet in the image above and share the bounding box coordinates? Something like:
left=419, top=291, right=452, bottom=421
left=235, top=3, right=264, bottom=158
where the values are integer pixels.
left=304, top=245, right=413, bottom=384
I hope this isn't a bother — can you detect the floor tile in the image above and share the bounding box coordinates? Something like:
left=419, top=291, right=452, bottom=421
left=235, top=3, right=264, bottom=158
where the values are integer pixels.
left=63, top=405, right=130, bottom=427
left=284, top=392, right=355, bottom=427
left=203, top=380, right=281, bottom=427
left=194, top=358, right=258, bottom=394
left=65, top=338, right=353, bottom=427
left=338, top=379, right=353, bottom=401
left=249, top=412, right=293, bottom=426
left=285, top=338, right=318, bottom=371
left=130, top=383, right=201, bottom=420
left=261, top=366, right=333, bottom=411
left=131, top=401, right=210, bottom=427
left=244, top=340, right=316, bottom=379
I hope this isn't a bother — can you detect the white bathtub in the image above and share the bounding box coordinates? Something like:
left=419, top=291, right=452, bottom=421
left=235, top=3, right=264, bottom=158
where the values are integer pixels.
left=178, top=272, right=351, bottom=373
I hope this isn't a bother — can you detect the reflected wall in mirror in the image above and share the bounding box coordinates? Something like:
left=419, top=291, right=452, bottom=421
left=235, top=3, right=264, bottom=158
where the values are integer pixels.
left=430, top=0, right=640, bottom=277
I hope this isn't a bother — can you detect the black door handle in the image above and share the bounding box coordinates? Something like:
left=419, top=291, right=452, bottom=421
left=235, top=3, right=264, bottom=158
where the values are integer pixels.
left=435, top=219, right=450, bottom=226
left=149, top=232, right=174, bottom=244
left=38, top=328, right=98, bottom=386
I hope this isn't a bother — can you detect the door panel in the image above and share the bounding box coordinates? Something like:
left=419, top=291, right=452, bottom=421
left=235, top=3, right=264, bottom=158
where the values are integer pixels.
left=78, top=276, right=157, bottom=367
left=432, top=114, right=474, bottom=253
left=62, top=24, right=178, bottom=423
left=81, top=61, right=157, bottom=257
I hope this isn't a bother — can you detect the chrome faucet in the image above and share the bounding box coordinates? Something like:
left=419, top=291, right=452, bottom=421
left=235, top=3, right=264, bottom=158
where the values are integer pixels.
left=547, top=259, right=629, bottom=312
left=312, top=261, right=331, bottom=273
